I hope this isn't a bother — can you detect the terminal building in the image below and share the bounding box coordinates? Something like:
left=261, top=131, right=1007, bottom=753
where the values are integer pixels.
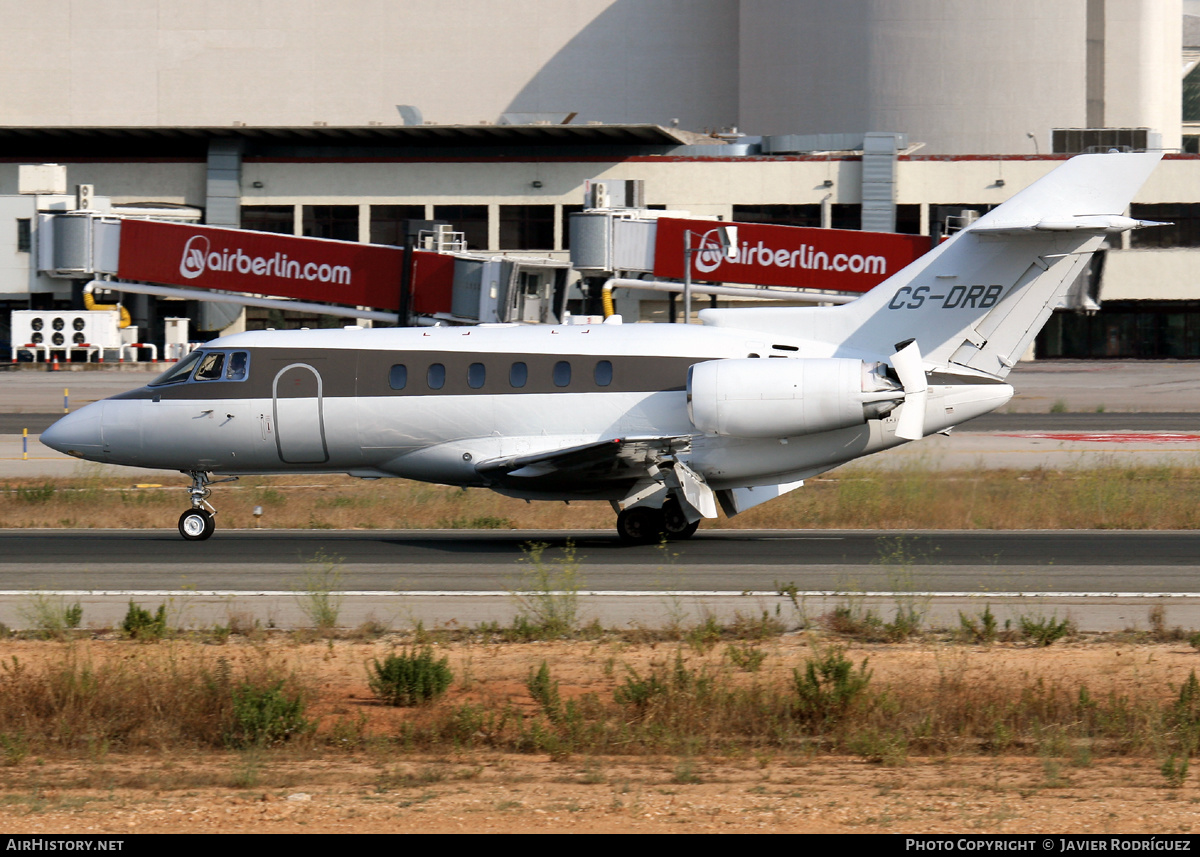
left=2, top=0, right=1199, bottom=358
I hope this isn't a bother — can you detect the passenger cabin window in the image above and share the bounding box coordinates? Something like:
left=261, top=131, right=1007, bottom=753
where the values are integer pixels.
left=193, top=352, right=225, bottom=381
left=553, top=361, right=571, bottom=387
left=427, top=363, right=445, bottom=390
left=594, top=360, right=613, bottom=386
left=509, top=361, right=527, bottom=388
left=389, top=364, right=408, bottom=390
left=468, top=362, right=486, bottom=389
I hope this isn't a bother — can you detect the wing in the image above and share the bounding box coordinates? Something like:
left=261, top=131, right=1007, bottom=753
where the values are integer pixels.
left=475, top=436, right=690, bottom=494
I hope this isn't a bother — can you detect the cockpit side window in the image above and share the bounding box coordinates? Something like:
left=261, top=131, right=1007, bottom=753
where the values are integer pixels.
left=225, top=351, right=250, bottom=381
left=193, top=352, right=226, bottom=381
left=148, top=350, right=204, bottom=386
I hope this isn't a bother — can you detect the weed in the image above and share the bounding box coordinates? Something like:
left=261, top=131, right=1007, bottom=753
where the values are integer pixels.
left=227, top=680, right=310, bottom=748
left=671, top=757, right=702, bottom=784
left=121, top=601, right=167, bottom=640
left=14, top=484, right=55, bottom=504
left=437, top=515, right=513, bottom=529
left=775, top=580, right=810, bottom=629
left=353, top=618, right=390, bottom=639
left=526, top=661, right=563, bottom=721
left=726, top=643, right=768, bottom=672
left=1148, top=606, right=1188, bottom=643
left=226, top=611, right=260, bottom=638
left=1050, top=399, right=1068, bottom=413
left=686, top=613, right=723, bottom=653
left=1018, top=613, right=1074, bottom=647
left=958, top=605, right=999, bottom=644
left=849, top=728, right=908, bottom=766
left=295, top=550, right=344, bottom=633
left=0, top=733, right=28, bottom=767
left=793, top=645, right=872, bottom=726
left=1161, top=754, right=1190, bottom=789
left=510, top=541, right=583, bottom=638
left=18, top=594, right=82, bottom=639
left=368, top=648, right=453, bottom=707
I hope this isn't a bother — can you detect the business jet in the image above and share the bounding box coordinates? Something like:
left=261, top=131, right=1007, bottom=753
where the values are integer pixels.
left=41, top=152, right=1163, bottom=542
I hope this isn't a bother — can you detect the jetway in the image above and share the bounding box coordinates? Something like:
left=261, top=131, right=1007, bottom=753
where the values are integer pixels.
left=22, top=213, right=569, bottom=360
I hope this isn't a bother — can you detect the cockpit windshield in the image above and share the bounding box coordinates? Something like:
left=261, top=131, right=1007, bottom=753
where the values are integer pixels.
left=149, top=350, right=204, bottom=386
left=147, top=349, right=251, bottom=386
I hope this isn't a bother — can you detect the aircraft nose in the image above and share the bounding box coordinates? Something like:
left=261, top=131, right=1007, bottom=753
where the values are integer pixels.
left=40, top=402, right=105, bottom=459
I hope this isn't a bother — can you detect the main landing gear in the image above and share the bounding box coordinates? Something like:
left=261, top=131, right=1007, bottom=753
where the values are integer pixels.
left=178, top=470, right=237, bottom=541
left=615, top=498, right=701, bottom=545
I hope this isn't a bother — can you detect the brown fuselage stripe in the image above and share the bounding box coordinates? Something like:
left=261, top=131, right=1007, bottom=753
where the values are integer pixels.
left=111, top=348, right=709, bottom=402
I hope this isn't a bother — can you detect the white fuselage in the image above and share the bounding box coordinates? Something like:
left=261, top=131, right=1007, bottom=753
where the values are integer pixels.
left=41, top=321, right=1012, bottom=498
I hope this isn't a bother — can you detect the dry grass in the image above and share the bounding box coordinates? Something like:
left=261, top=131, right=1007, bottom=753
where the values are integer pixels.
left=3, top=463, right=1200, bottom=531
left=1, top=634, right=1199, bottom=767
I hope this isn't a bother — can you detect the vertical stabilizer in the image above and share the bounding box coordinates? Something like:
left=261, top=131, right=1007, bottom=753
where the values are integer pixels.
left=700, top=152, right=1163, bottom=377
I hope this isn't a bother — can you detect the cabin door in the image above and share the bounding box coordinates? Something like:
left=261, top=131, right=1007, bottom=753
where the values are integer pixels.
left=272, top=362, right=330, bottom=464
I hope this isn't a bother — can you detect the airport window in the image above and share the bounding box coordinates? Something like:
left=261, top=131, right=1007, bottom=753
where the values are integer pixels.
left=193, top=352, right=225, bottom=381
left=1038, top=303, right=1200, bottom=359
left=225, top=351, right=249, bottom=381
left=241, top=205, right=294, bottom=235
left=830, top=204, right=861, bottom=231
left=427, top=363, right=446, bottom=390
left=594, top=360, right=613, bottom=387
left=933, top=205, right=992, bottom=234
left=303, top=205, right=358, bottom=241
left=433, top=205, right=487, bottom=250
left=16, top=219, right=31, bottom=252
left=388, top=364, right=408, bottom=390
left=732, top=204, right=820, bottom=228
left=553, top=360, right=571, bottom=387
left=1130, top=204, right=1200, bottom=248
left=468, top=362, right=486, bottom=389
left=500, top=205, right=555, bottom=250
left=895, top=204, right=922, bottom=235
left=509, top=361, right=528, bottom=388
left=370, top=205, right=426, bottom=245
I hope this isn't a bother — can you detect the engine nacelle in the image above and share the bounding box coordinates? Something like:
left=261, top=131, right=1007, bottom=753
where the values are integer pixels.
left=687, top=358, right=902, bottom=438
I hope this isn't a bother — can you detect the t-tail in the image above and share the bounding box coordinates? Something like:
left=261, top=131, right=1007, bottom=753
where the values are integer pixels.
left=701, top=151, right=1165, bottom=379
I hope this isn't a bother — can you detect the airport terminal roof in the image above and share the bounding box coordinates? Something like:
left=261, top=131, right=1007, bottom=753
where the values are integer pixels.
left=0, top=124, right=721, bottom=159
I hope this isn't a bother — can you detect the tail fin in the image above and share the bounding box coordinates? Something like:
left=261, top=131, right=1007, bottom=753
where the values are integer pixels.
left=701, top=152, right=1163, bottom=377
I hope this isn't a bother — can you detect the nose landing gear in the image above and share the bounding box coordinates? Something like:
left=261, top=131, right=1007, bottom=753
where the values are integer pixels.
left=178, top=470, right=237, bottom=541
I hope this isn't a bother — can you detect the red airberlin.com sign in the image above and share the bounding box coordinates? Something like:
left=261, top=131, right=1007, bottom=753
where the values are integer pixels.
left=653, top=218, right=931, bottom=293
left=116, top=219, right=454, bottom=314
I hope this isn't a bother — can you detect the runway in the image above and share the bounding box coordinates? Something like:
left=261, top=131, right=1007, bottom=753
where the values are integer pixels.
left=2, top=363, right=1198, bottom=632
left=1, top=529, right=1198, bottom=633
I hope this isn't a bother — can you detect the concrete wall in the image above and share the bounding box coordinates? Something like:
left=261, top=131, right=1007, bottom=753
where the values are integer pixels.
left=0, top=0, right=740, bottom=131
left=0, top=1, right=1181, bottom=155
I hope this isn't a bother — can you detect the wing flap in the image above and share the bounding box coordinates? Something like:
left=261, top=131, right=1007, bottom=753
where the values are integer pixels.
left=476, top=436, right=690, bottom=491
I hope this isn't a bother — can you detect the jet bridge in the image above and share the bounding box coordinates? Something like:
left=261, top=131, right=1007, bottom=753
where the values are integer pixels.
left=29, top=213, right=570, bottom=357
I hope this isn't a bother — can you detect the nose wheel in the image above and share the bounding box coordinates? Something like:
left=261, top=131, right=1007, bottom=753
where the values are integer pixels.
left=178, top=470, right=236, bottom=541
left=179, top=508, right=215, bottom=541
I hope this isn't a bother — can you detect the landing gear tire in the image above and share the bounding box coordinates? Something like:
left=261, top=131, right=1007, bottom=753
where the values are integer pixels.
left=179, top=508, right=215, bottom=541
left=616, top=506, right=665, bottom=545
left=662, top=500, right=700, bottom=540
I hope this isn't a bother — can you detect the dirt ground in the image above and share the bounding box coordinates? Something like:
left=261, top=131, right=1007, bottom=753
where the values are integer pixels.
left=2, top=636, right=1200, bottom=834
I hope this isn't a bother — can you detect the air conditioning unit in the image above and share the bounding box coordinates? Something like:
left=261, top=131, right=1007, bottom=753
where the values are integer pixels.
left=11, top=310, right=121, bottom=354
left=588, top=181, right=611, bottom=210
